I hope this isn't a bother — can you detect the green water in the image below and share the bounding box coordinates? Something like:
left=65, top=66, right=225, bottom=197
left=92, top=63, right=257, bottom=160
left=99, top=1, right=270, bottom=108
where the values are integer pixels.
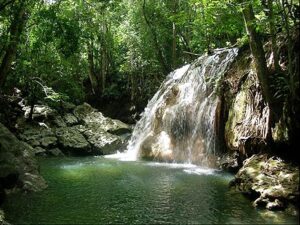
left=3, top=157, right=299, bottom=224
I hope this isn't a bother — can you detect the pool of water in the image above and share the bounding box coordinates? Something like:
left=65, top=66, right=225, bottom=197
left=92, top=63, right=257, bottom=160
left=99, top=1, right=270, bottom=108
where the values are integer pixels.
left=3, top=157, right=299, bottom=224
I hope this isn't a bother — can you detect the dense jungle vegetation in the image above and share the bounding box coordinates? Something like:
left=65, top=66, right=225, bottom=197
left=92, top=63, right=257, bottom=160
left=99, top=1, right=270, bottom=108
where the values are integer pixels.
left=0, top=0, right=299, bottom=125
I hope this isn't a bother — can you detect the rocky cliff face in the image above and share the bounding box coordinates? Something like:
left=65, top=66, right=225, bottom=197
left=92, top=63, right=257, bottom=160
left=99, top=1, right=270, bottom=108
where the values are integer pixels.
left=223, top=49, right=270, bottom=158
left=0, top=122, right=48, bottom=225
left=220, top=40, right=299, bottom=212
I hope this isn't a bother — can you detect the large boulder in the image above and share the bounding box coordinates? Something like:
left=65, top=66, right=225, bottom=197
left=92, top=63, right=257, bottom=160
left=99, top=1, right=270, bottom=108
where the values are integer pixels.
left=73, top=103, right=95, bottom=122
left=74, top=103, right=132, bottom=135
left=139, top=132, right=174, bottom=162
left=55, top=127, right=91, bottom=155
left=18, top=126, right=57, bottom=149
left=0, top=123, right=47, bottom=194
left=82, top=125, right=124, bottom=155
left=230, top=154, right=299, bottom=211
left=83, top=111, right=131, bottom=135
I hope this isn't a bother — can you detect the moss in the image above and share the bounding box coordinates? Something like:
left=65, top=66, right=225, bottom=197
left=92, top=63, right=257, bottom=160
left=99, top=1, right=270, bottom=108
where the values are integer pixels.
left=225, top=88, right=248, bottom=150
left=272, top=119, right=289, bottom=143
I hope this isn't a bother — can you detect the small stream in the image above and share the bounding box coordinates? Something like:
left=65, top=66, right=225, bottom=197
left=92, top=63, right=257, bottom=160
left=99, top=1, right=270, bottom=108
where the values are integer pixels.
left=3, top=157, right=298, bottom=224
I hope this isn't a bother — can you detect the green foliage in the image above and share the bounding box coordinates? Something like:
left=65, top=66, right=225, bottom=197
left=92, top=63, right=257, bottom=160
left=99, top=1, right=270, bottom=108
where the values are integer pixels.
left=0, top=0, right=298, bottom=111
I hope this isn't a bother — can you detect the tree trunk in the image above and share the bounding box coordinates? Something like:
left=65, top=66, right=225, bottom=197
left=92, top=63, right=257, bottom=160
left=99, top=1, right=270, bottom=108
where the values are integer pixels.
left=263, top=0, right=280, bottom=71
left=172, top=22, right=177, bottom=69
left=242, top=2, right=273, bottom=105
left=87, top=41, right=99, bottom=95
left=0, top=1, right=27, bottom=87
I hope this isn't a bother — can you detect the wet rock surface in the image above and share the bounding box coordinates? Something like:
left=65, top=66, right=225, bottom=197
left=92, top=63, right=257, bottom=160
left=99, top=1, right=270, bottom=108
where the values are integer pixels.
left=217, top=151, right=244, bottom=173
left=230, top=154, right=299, bottom=211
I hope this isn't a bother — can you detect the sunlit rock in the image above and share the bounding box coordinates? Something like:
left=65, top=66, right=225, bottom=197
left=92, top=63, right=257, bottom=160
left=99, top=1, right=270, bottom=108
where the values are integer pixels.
left=23, top=105, right=57, bottom=120
left=225, top=71, right=269, bottom=155
left=82, top=126, right=123, bottom=155
left=230, top=154, right=299, bottom=211
left=140, top=132, right=174, bottom=162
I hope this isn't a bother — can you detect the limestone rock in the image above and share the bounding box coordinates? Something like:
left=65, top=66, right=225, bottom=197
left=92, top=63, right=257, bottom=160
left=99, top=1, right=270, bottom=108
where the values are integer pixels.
left=51, top=115, right=67, bottom=127
left=63, top=113, right=78, bottom=126
left=56, top=127, right=91, bottom=155
left=33, top=147, right=47, bottom=156
left=230, top=154, right=299, bottom=211
left=48, top=148, right=65, bottom=157
left=73, top=103, right=95, bottom=122
left=0, top=123, right=47, bottom=193
left=224, top=71, right=269, bottom=155
left=23, top=105, right=57, bottom=120
left=83, top=112, right=131, bottom=135
left=83, top=126, right=123, bottom=155
left=73, top=103, right=131, bottom=135
left=19, top=126, right=57, bottom=148
left=139, top=132, right=174, bottom=162
left=217, top=152, right=243, bottom=173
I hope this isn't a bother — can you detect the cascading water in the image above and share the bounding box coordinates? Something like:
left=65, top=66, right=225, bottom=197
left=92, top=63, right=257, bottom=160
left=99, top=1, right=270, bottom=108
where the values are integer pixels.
left=118, top=48, right=238, bottom=166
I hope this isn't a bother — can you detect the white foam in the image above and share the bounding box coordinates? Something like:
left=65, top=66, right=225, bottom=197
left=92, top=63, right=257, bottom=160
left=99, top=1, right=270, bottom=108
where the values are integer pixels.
left=146, top=162, right=197, bottom=169
left=146, top=162, right=216, bottom=175
left=104, top=151, right=137, bottom=161
left=183, top=168, right=216, bottom=175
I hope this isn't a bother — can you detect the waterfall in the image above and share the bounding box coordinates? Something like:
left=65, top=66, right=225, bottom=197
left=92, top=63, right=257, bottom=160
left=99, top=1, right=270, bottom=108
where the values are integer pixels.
left=119, top=48, right=238, bottom=166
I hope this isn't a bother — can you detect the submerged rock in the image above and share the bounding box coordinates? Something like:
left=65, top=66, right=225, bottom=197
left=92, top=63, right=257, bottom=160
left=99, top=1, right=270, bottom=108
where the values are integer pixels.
left=230, top=154, right=299, bottom=211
